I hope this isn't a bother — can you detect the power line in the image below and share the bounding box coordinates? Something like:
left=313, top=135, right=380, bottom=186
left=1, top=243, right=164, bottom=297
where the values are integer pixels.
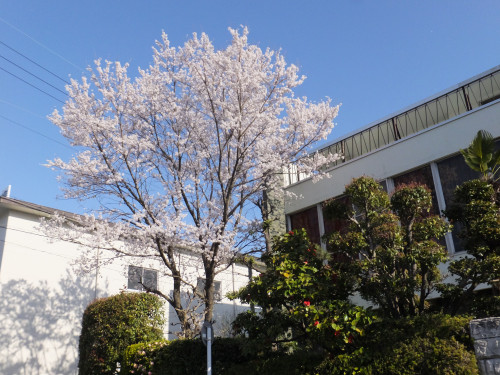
left=0, top=40, right=70, bottom=85
left=0, top=114, right=71, bottom=149
left=0, top=16, right=83, bottom=71
left=0, top=65, right=65, bottom=103
left=0, top=53, right=67, bottom=96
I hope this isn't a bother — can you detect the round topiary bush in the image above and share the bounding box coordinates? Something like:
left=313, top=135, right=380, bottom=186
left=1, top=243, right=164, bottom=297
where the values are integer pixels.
left=78, top=292, right=164, bottom=375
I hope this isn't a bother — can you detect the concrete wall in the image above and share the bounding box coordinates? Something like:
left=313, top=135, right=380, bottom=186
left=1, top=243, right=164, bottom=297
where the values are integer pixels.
left=0, top=206, right=252, bottom=375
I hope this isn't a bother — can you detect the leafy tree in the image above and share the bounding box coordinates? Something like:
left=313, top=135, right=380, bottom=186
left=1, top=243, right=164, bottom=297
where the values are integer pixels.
left=231, top=229, right=371, bottom=355
left=44, top=27, right=339, bottom=336
left=324, top=176, right=449, bottom=318
left=438, top=130, right=500, bottom=315
left=440, top=179, right=500, bottom=315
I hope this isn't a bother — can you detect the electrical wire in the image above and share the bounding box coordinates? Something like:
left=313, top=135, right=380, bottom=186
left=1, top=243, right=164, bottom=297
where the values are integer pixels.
left=0, top=65, right=65, bottom=103
left=0, top=16, right=83, bottom=71
left=0, top=114, right=71, bottom=149
left=0, top=53, right=67, bottom=96
left=0, top=40, right=70, bottom=85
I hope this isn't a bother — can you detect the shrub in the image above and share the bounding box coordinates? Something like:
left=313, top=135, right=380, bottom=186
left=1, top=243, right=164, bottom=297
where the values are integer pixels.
left=370, top=337, right=478, bottom=375
left=232, top=229, right=371, bottom=355
left=441, top=179, right=500, bottom=315
left=314, top=314, right=478, bottom=375
left=122, top=337, right=254, bottom=375
left=78, top=292, right=164, bottom=375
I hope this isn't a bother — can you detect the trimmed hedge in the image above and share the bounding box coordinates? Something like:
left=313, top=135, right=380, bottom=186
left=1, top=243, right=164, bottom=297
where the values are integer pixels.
left=120, top=314, right=478, bottom=374
left=78, top=292, right=164, bottom=375
left=122, top=337, right=255, bottom=375
left=316, top=314, right=478, bottom=375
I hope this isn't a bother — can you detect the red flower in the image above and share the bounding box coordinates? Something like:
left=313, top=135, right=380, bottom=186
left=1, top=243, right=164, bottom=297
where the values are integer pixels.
left=314, top=320, right=319, bottom=326
left=334, top=330, right=341, bottom=336
left=348, top=334, right=354, bottom=343
left=303, top=300, right=311, bottom=307
left=288, top=231, right=294, bottom=235
left=304, top=261, right=308, bottom=265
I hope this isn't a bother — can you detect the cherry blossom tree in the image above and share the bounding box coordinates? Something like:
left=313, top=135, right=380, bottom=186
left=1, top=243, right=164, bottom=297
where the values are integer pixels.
left=45, top=27, right=339, bottom=337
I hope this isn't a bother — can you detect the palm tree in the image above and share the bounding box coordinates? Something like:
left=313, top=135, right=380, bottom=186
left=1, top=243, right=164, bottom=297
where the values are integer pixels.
left=461, top=130, right=500, bottom=182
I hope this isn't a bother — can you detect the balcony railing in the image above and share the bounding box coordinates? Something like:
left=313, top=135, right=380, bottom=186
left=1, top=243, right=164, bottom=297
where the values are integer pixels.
left=284, top=68, right=500, bottom=187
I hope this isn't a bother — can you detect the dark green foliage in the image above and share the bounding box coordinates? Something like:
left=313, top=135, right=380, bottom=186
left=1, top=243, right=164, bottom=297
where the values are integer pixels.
left=120, top=316, right=478, bottom=375
left=121, top=338, right=256, bottom=375
left=440, top=179, right=500, bottom=315
left=315, top=314, right=478, bottom=375
left=369, top=337, right=477, bottom=375
left=78, top=292, right=164, bottom=375
left=324, top=176, right=449, bottom=318
left=231, top=229, right=371, bottom=355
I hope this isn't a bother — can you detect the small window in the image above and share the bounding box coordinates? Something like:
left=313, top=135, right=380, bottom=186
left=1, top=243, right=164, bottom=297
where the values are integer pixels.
left=128, top=265, right=158, bottom=291
left=196, top=278, right=222, bottom=301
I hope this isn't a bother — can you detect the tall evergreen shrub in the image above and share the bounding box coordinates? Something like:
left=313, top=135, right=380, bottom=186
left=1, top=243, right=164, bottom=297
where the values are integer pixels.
left=78, top=292, right=164, bottom=375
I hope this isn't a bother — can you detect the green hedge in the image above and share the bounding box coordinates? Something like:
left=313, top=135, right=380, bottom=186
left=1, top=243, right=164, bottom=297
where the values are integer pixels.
left=316, top=314, right=478, bottom=375
left=78, top=292, right=164, bottom=375
left=120, top=314, right=478, bottom=374
left=122, top=337, right=256, bottom=374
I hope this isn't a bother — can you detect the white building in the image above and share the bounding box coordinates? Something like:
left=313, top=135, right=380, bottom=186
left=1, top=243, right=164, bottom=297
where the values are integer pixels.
left=0, top=196, right=253, bottom=375
left=284, top=65, right=500, bottom=256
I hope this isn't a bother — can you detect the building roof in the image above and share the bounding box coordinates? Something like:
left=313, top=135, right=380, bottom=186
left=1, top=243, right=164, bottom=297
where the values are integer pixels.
left=0, top=196, right=80, bottom=220
left=0, top=196, right=265, bottom=269
left=285, top=65, right=500, bottom=187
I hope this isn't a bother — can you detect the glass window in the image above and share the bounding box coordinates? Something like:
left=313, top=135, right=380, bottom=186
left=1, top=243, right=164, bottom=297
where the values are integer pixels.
left=289, top=206, right=320, bottom=244
left=322, top=196, right=349, bottom=236
left=196, top=278, right=222, bottom=301
left=437, top=153, right=482, bottom=252
left=437, top=153, right=481, bottom=208
left=128, top=265, right=158, bottom=291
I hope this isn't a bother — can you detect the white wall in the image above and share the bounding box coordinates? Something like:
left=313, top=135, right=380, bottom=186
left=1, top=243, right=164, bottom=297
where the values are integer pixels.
left=285, top=100, right=500, bottom=214
left=0, top=205, right=252, bottom=375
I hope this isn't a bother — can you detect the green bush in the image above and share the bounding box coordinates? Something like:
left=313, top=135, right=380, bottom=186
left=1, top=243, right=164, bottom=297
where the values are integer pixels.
left=441, top=179, right=500, bottom=315
left=122, top=337, right=254, bottom=375
left=122, top=340, right=169, bottom=374
left=371, top=337, right=478, bottom=375
left=122, top=316, right=478, bottom=374
left=314, top=314, right=478, bottom=375
left=78, top=292, right=164, bottom=375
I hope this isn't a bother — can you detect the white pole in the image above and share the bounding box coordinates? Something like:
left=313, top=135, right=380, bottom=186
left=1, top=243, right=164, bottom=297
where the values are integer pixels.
left=207, top=325, right=212, bottom=375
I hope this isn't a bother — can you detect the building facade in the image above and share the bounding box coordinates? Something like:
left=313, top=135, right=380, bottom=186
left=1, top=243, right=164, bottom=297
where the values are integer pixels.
left=284, top=66, right=500, bottom=255
left=0, top=197, right=252, bottom=375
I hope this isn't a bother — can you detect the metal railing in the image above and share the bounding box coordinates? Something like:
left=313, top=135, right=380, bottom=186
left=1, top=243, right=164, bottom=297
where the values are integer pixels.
left=285, top=68, right=500, bottom=186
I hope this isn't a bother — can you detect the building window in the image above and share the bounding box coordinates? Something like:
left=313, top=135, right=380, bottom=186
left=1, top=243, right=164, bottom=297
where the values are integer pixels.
left=128, top=265, right=158, bottom=291
left=322, top=196, right=349, bottom=237
left=437, top=153, right=482, bottom=253
left=289, top=206, right=320, bottom=244
left=196, top=278, right=222, bottom=301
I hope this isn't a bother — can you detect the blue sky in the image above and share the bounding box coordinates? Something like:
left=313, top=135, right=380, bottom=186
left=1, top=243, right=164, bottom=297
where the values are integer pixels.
left=1, top=0, right=499, bottom=213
